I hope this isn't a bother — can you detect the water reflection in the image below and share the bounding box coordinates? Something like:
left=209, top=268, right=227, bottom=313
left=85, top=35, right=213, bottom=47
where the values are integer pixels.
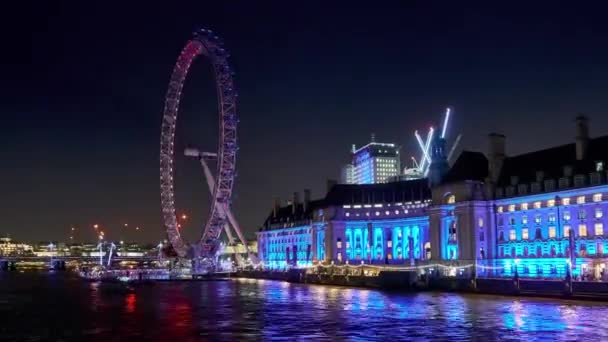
left=2, top=273, right=608, bottom=340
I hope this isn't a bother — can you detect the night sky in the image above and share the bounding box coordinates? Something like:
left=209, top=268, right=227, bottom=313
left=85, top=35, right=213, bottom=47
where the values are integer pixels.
left=3, top=1, right=608, bottom=243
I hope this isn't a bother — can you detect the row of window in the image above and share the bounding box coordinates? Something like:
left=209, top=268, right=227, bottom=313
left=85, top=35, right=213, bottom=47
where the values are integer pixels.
left=345, top=209, right=413, bottom=218
left=497, top=193, right=603, bottom=213
left=499, top=208, right=604, bottom=226
left=500, top=223, right=605, bottom=241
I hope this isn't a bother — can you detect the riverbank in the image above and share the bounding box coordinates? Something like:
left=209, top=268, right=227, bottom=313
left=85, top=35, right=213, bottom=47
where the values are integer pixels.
left=232, top=270, right=608, bottom=301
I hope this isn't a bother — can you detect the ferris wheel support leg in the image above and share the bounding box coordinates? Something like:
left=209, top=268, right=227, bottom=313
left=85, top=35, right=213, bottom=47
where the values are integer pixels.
left=189, top=150, right=254, bottom=262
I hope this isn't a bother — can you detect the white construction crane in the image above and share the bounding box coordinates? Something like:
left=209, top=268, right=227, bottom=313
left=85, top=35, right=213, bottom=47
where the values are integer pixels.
left=410, top=107, right=461, bottom=179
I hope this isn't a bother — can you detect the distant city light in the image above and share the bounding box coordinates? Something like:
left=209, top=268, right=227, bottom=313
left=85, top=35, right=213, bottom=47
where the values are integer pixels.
left=181, top=214, right=188, bottom=220
left=93, top=224, right=99, bottom=229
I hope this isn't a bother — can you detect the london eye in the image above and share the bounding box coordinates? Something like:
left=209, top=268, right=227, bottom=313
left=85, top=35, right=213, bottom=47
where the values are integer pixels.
left=159, top=29, right=250, bottom=269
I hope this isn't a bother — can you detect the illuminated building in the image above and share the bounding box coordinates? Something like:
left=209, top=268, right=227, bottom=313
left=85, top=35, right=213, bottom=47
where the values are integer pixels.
left=436, top=115, right=608, bottom=279
left=340, top=163, right=355, bottom=184
left=350, top=135, right=400, bottom=184
left=257, top=181, right=432, bottom=269
left=259, top=115, right=608, bottom=280
left=0, top=238, right=33, bottom=256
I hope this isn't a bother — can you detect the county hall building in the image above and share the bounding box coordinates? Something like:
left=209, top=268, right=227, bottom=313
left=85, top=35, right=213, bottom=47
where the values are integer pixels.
left=257, top=116, right=608, bottom=279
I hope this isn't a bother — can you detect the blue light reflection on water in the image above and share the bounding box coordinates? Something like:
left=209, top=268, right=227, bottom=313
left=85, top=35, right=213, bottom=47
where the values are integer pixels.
left=2, top=273, right=608, bottom=340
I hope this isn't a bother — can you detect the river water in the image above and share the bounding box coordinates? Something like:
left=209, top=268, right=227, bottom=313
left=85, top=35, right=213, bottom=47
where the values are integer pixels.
left=1, top=272, right=608, bottom=341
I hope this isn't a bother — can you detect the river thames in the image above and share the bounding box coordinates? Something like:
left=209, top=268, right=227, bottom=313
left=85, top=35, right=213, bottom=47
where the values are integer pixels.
left=1, top=272, right=608, bottom=341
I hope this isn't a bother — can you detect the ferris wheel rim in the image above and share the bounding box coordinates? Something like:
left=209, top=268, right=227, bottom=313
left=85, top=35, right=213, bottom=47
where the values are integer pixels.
left=159, top=29, right=238, bottom=258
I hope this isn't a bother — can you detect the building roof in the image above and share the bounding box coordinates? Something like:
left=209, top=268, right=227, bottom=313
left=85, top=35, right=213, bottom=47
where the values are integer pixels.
left=442, top=151, right=488, bottom=183
left=262, top=199, right=323, bottom=230
left=496, top=135, right=608, bottom=186
left=353, top=142, right=399, bottom=159
left=261, top=179, right=431, bottom=230
left=323, top=178, right=430, bottom=205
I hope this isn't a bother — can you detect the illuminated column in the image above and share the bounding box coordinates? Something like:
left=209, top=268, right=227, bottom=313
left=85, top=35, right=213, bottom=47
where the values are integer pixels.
left=325, top=222, right=334, bottom=263
left=367, top=222, right=373, bottom=262
left=455, top=205, right=475, bottom=260
left=429, top=207, right=443, bottom=260
left=311, top=225, right=317, bottom=262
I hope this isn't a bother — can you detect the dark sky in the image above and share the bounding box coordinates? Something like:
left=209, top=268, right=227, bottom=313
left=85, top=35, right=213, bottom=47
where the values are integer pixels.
left=3, top=1, right=608, bottom=243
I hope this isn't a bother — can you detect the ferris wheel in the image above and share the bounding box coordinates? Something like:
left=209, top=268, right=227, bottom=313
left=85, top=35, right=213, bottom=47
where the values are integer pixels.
left=159, top=29, right=251, bottom=267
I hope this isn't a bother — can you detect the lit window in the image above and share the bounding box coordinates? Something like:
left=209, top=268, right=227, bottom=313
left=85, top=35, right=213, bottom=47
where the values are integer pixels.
left=595, top=223, right=604, bottom=236
left=522, top=229, right=529, bottom=240
left=497, top=206, right=503, bottom=213
left=508, top=204, right=515, bottom=212
left=562, top=197, right=571, bottom=206
left=579, top=224, right=587, bottom=237
left=563, top=211, right=571, bottom=221
left=375, top=211, right=380, bottom=216
left=534, top=214, right=541, bottom=224
left=521, top=203, right=529, bottom=210
left=564, top=225, right=571, bottom=237
left=596, top=208, right=603, bottom=219
left=509, top=230, right=516, bottom=241
left=446, top=195, right=456, bottom=204
left=577, top=196, right=586, bottom=204
left=395, top=210, right=399, bottom=214
left=509, top=217, right=516, bottom=225
left=548, top=213, right=556, bottom=222
left=345, top=212, right=350, bottom=217
left=547, top=199, right=555, bottom=207
left=549, top=226, right=556, bottom=238
left=578, top=209, right=587, bottom=220
left=533, top=201, right=541, bottom=209
left=337, top=240, right=342, bottom=248
left=597, top=161, right=605, bottom=172
left=522, top=215, right=528, bottom=225
left=593, top=193, right=603, bottom=202
left=478, top=218, right=484, bottom=227
left=387, top=240, right=392, bottom=248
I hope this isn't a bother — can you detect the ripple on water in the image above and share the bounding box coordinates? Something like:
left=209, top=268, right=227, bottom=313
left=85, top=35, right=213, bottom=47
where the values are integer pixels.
left=2, top=273, right=608, bottom=340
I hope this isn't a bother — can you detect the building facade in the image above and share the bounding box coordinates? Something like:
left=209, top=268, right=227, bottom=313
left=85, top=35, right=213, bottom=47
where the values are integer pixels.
left=348, top=136, right=400, bottom=184
left=258, top=116, right=608, bottom=280
left=257, top=180, right=432, bottom=269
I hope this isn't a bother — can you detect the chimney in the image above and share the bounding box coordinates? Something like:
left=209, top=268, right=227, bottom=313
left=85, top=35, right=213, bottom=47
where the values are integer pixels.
left=303, top=189, right=311, bottom=212
left=292, top=192, right=300, bottom=214
left=575, top=115, right=589, bottom=161
left=488, top=133, right=506, bottom=184
left=327, top=179, right=337, bottom=193
left=428, top=136, right=449, bottom=186
left=273, top=197, right=280, bottom=218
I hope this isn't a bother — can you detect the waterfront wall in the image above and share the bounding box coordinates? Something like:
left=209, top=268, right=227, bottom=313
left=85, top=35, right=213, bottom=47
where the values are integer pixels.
left=234, top=270, right=608, bottom=300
